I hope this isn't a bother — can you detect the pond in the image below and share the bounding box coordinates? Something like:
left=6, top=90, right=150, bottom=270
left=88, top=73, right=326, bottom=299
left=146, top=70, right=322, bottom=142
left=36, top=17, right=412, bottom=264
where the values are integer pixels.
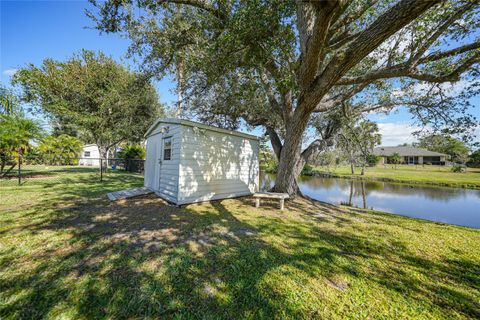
left=260, top=173, right=480, bottom=229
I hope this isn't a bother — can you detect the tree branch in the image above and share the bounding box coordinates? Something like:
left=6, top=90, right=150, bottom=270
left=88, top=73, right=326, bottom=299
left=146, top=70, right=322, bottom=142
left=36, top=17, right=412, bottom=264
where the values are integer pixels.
left=418, top=40, right=480, bottom=64
left=301, top=137, right=334, bottom=164
left=297, top=1, right=345, bottom=89
left=160, top=0, right=226, bottom=20
left=300, top=0, right=442, bottom=111
left=266, top=126, right=283, bottom=160
left=313, top=82, right=370, bottom=112
left=328, top=0, right=378, bottom=39
left=409, top=2, right=475, bottom=65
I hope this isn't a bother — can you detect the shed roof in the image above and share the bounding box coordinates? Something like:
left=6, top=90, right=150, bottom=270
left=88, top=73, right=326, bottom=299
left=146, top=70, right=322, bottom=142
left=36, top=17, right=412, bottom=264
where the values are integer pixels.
left=145, top=118, right=260, bottom=141
left=373, top=146, right=446, bottom=157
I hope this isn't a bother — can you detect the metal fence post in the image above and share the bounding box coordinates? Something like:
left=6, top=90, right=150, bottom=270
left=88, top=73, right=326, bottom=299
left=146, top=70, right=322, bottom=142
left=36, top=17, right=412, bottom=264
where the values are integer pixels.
left=18, top=154, right=21, bottom=186
left=100, top=158, right=103, bottom=182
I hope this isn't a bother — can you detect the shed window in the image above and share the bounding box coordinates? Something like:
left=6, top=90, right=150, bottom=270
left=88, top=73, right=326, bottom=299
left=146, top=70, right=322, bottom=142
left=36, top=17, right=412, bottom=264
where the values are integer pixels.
left=84, top=151, right=91, bottom=157
left=163, top=137, right=172, bottom=160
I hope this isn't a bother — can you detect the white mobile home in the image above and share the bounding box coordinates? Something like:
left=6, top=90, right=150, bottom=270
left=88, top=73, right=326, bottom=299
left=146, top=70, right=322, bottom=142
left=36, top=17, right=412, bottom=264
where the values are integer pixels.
left=78, top=144, right=100, bottom=166
left=144, top=118, right=260, bottom=205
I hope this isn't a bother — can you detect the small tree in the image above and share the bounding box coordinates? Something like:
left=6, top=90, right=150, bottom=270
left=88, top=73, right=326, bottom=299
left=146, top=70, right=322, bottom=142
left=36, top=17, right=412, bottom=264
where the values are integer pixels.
left=13, top=50, right=164, bottom=167
left=390, top=152, right=402, bottom=169
left=335, top=117, right=381, bottom=175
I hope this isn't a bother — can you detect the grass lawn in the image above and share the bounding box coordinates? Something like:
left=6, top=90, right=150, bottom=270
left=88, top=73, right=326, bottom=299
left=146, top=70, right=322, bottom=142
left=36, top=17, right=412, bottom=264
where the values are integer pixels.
left=1, top=169, right=479, bottom=319
left=313, top=164, right=480, bottom=189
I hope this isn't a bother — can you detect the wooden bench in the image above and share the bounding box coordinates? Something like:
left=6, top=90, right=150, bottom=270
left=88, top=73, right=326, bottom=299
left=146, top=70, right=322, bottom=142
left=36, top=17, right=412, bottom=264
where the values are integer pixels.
left=252, top=192, right=289, bottom=210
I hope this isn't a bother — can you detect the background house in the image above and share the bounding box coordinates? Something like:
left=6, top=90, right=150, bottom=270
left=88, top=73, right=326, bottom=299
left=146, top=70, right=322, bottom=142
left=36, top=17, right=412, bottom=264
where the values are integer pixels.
left=78, top=144, right=100, bottom=166
left=144, top=118, right=260, bottom=205
left=373, top=146, right=447, bottom=165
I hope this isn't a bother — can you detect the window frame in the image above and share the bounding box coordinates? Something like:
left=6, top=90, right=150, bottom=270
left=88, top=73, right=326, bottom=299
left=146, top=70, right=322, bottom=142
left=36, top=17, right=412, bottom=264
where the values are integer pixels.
left=163, top=136, right=172, bottom=161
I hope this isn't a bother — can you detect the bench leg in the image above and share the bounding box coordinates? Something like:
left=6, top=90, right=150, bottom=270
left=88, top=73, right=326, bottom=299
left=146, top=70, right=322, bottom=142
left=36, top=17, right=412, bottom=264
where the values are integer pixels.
left=255, top=198, right=260, bottom=208
left=279, top=199, right=284, bottom=211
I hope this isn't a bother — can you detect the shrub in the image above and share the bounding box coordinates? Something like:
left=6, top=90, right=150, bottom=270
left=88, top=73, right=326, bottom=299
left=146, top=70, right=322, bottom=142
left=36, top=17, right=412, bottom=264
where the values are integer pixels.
left=366, top=154, right=381, bottom=167
left=301, top=164, right=314, bottom=175
left=451, top=164, right=466, bottom=173
left=118, top=144, right=146, bottom=172
left=118, top=144, right=146, bottom=160
left=263, top=159, right=278, bottom=173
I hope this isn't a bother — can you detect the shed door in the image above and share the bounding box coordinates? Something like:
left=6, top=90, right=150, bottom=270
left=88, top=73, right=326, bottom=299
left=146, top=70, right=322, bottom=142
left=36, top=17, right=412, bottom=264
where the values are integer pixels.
left=157, top=136, right=173, bottom=189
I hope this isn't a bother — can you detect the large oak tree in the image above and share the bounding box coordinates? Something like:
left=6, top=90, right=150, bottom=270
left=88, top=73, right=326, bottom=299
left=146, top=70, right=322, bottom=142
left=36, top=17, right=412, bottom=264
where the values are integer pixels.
left=90, top=0, right=480, bottom=195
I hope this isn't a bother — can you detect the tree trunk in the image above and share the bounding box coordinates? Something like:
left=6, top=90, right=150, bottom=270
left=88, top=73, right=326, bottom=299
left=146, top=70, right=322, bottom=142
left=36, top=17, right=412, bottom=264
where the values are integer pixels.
left=98, top=146, right=109, bottom=173
left=348, top=180, right=353, bottom=206
left=350, top=161, right=355, bottom=174
left=176, top=56, right=185, bottom=118
left=361, top=181, right=366, bottom=209
left=272, top=113, right=309, bottom=196
left=361, top=163, right=365, bottom=176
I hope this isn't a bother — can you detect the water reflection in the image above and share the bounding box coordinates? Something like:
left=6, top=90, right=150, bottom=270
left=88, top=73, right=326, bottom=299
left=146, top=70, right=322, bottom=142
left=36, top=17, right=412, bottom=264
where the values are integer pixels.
left=260, top=173, right=480, bottom=229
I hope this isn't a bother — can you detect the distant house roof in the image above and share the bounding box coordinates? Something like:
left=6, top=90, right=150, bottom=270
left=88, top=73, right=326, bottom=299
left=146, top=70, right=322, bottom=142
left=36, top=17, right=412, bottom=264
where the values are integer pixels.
left=145, top=118, right=260, bottom=140
left=373, top=146, right=446, bottom=157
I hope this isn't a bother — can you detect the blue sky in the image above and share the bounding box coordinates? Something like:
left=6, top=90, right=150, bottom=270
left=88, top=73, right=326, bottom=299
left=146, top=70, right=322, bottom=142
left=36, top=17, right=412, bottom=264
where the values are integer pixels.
left=1, top=0, right=479, bottom=145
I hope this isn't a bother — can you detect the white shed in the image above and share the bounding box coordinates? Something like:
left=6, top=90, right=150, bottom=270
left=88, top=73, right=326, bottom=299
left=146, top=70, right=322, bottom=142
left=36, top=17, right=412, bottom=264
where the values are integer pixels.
left=144, top=118, right=260, bottom=205
left=78, top=144, right=100, bottom=166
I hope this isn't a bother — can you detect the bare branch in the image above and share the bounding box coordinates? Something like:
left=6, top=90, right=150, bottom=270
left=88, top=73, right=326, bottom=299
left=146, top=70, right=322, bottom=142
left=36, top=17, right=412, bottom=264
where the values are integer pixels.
left=418, top=40, right=480, bottom=64
left=409, top=2, right=475, bottom=65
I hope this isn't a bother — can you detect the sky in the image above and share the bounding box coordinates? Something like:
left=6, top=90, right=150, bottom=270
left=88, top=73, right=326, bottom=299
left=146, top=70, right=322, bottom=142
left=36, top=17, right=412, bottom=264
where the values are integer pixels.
left=1, top=0, right=479, bottom=146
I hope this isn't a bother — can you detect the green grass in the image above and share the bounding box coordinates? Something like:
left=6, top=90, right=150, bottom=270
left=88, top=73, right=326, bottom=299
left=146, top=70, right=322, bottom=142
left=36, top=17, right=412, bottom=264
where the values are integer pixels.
left=313, top=164, right=480, bottom=189
left=1, top=169, right=479, bottom=319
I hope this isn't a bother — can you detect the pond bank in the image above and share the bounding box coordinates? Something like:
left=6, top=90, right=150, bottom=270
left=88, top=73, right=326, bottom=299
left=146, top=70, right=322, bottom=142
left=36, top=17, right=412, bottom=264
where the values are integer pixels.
left=261, top=173, right=480, bottom=229
left=306, top=165, right=480, bottom=190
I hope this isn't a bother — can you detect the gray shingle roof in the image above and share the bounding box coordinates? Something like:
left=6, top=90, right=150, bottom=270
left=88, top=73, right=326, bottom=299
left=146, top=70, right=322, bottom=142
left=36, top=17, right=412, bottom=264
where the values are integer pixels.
left=373, top=146, right=446, bottom=157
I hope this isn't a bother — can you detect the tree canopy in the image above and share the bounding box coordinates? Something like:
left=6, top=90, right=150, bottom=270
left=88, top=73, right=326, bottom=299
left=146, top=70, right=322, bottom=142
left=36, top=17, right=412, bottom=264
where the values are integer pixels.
left=13, top=50, right=164, bottom=157
left=416, top=134, right=471, bottom=163
left=89, top=0, right=480, bottom=195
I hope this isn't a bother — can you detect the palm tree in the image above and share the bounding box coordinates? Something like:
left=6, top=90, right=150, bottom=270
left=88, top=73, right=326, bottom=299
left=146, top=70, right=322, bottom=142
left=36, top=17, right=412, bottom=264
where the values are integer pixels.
left=38, top=135, right=83, bottom=165
left=0, top=114, right=43, bottom=176
left=0, top=86, right=17, bottom=115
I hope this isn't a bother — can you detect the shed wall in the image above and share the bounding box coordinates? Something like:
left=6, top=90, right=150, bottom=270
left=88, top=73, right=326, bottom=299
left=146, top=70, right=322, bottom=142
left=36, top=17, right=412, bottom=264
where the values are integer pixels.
left=178, top=126, right=259, bottom=205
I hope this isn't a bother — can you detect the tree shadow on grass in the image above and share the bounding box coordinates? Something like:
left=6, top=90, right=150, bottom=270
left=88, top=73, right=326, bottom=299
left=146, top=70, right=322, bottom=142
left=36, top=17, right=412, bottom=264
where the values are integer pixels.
left=1, top=193, right=479, bottom=319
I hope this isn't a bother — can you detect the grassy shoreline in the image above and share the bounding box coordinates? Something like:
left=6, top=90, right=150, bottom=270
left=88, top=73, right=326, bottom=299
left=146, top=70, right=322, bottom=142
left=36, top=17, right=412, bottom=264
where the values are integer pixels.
left=310, top=165, right=480, bottom=190
left=1, top=168, right=479, bottom=319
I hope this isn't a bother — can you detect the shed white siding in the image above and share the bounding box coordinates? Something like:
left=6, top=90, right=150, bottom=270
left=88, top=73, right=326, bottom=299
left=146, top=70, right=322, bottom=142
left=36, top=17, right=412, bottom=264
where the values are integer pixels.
left=178, top=126, right=259, bottom=205
left=144, top=119, right=259, bottom=205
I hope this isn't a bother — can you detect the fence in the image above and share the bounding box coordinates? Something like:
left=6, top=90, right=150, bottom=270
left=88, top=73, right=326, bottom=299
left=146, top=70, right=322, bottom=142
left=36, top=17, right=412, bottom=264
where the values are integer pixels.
left=0, top=155, right=145, bottom=186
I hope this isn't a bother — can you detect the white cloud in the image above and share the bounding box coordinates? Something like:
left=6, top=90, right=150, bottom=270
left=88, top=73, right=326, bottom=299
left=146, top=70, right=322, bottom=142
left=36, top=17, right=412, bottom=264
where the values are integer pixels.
left=3, top=69, right=18, bottom=76
left=377, top=122, right=420, bottom=146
